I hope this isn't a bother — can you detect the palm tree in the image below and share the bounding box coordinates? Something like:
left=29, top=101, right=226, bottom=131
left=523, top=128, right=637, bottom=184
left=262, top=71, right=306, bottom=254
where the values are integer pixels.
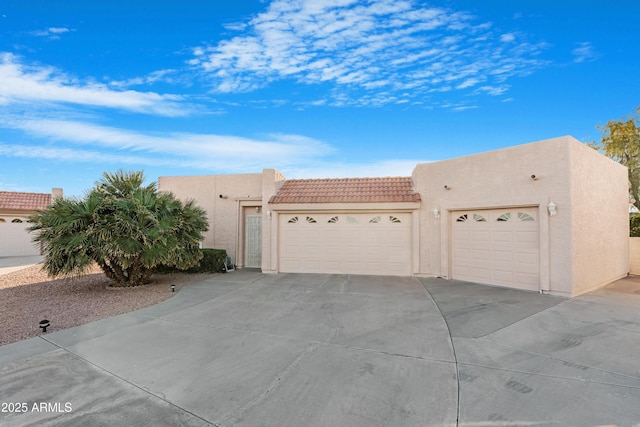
left=29, top=170, right=208, bottom=287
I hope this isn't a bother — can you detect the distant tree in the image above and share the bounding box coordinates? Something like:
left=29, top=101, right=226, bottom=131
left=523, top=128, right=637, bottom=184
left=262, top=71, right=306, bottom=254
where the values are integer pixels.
left=29, top=170, right=208, bottom=287
left=589, top=106, right=640, bottom=210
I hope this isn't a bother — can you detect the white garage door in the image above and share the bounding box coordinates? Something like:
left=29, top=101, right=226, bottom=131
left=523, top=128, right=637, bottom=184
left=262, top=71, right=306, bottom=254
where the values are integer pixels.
left=0, top=221, right=40, bottom=257
left=279, top=212, right=412, bottom=276
left=451, top=207, right=539, bottom=291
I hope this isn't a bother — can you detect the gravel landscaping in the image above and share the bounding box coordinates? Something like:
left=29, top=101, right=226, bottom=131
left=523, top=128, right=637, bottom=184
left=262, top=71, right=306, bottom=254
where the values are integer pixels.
left=0, top=264, right=216, bottom=346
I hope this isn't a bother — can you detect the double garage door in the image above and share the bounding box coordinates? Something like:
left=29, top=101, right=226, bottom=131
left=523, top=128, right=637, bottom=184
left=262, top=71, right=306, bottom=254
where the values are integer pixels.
left=278, top=212, right=412, bottom=276
left=451, top=207, right=540, bottom=291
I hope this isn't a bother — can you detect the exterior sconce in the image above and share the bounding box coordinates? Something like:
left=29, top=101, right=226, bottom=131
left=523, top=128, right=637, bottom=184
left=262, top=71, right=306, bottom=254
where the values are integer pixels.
left=433, top=208, right=440, bottom=219
left=266, top=210, right=272, bottom=219
left=547, top=201, right=557, bottom=216
left=255, top=206, right=261, bottom=213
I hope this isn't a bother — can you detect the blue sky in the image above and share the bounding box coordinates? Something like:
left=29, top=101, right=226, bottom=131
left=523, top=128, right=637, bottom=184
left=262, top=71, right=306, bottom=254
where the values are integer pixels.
left=1, top=0, right=638, bottom=197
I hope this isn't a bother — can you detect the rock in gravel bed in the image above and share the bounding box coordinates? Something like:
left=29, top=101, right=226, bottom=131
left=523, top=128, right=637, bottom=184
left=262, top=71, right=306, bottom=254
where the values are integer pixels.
left=0, top=264, right=216, bottom=346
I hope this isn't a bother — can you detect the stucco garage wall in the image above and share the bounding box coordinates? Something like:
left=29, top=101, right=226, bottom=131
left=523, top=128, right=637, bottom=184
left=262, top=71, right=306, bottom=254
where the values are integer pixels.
left=261, top=169, right=286, bottom=272
left=412, top=136, right=575, bottom=295
left=158, top=173, right=264, bottom=264
left=569, top=142, right=629, bottom=295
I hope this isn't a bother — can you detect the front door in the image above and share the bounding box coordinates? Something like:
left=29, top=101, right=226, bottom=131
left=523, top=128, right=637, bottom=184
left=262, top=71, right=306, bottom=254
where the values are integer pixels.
left=245, top=215, right=262, bottom=268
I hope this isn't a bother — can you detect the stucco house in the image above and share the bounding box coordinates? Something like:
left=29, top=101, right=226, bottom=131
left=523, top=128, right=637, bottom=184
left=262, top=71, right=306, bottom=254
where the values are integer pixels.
left=0, top=188, right=63, bottom=257
left=159, top=136, right=629, bottom=297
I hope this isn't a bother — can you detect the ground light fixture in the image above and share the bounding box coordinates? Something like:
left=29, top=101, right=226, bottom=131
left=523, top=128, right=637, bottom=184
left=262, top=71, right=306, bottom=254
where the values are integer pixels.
left=171, top=284, right=176, bottom=292
left=39, top=319, right=50, bottom=333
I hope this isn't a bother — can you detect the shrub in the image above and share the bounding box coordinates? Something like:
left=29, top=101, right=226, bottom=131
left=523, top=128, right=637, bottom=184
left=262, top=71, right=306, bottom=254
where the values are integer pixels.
left=157, top=248, right=227, bottom=274
left=189, top=248, right=227, bottom=273
left=631, top=214, right=640, bottom=237
left=28, top=170, right=208, bottom=287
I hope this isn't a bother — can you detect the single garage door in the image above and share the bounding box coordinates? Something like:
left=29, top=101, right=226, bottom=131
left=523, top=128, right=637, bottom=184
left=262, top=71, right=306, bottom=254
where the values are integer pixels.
left=0, top=220, right=40, bottom=257
left=451, top=207, right=539, bottom=291
left=279, top=212, right=412, bottom=276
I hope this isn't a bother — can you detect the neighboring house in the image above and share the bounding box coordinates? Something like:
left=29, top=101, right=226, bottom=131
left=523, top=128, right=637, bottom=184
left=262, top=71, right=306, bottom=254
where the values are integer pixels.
left=0, top=188, right=63, bottom=257
left=159, top=136, right=629, bottom=297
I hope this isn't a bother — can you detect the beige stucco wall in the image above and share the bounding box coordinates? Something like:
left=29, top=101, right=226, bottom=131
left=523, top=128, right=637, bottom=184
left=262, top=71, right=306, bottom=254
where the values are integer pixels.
left=261, top=169, right=286, bottom=272
left=630, top=238, right=640, bottom=275
left=159, top=172, right=275, bottom=266
left=568, top=141, right=628, bottom=295
left=412, top=135, right=628, bottom=297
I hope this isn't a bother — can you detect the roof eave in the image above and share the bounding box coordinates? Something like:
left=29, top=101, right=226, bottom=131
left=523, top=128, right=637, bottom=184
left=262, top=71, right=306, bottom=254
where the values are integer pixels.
left=268, top=201, right=421, bottom=211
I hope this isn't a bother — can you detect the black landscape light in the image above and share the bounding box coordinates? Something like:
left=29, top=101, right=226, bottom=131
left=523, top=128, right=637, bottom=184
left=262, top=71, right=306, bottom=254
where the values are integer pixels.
left=39, top=319, right=50, bottom=333
left=171, top=284, right=176, bottom=292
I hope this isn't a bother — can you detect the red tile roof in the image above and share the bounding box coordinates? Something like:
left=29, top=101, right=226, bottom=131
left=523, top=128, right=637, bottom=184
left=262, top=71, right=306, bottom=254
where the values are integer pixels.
left=0, top=191, right=52, bottom=211
left=269, top=177, right=421, bottom=204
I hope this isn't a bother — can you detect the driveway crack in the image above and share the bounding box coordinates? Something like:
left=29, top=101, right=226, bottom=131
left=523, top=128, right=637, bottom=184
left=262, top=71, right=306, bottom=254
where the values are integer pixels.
left=419, top=279, right=460, bottom=427
left=38, top=336, right=217, bottom=426
left=215, top=342, right=321, bottom=426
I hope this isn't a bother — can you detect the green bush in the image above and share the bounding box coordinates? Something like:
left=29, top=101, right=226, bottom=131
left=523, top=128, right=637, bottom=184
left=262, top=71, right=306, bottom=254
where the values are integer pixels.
left=190, top=248, right=227, bottom=273
left=157, top=248, right=227, bottom=274
left=631, top=214, right=640, bottom=237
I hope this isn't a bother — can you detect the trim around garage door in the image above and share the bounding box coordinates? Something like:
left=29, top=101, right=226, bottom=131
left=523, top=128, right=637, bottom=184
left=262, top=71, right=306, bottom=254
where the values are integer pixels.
left=450, top=207, right=540, bottom=291
left=277, top=212, right=413, bottom=276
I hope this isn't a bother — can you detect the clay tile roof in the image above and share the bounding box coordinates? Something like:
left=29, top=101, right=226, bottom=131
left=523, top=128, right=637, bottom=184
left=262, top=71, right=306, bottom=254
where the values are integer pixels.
left=0, top=191, right=51, bottom=211
left=269, top=177, right=421, bottom=204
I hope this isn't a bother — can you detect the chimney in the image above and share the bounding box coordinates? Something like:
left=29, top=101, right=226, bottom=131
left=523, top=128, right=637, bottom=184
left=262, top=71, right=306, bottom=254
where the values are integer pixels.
left=51, top=188, right=63, bottom=200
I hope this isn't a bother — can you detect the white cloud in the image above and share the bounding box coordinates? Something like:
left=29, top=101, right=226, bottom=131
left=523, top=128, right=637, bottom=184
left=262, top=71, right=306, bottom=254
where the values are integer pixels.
left=2, top=118, right=334, bottom=171
left=1, top=117, right=430, bottom=179
left=30, top=27, right=71, bottom=40
left=572, top=42, right=599, bottom=63
left=0, top=142, right=165, bottom=166
left=108, top=69, right=181, bottom=88
left=0, top=53, right=191, bottom=116
left=193, top=0, right=548, bottom=106
left=500, top=33, right=515, bottom=43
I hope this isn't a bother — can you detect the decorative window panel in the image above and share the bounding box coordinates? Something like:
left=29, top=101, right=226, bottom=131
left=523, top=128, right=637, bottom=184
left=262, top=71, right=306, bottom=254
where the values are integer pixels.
left=473, top=214, right=487, bottom=222
left=518, top=212, right=535, bottom=221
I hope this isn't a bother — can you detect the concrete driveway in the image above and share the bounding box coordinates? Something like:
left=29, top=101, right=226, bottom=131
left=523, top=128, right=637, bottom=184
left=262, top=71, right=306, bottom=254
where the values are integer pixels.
left=0, top=256, right=43, bottom=275
left=1, top=272, right=639, bottom=426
